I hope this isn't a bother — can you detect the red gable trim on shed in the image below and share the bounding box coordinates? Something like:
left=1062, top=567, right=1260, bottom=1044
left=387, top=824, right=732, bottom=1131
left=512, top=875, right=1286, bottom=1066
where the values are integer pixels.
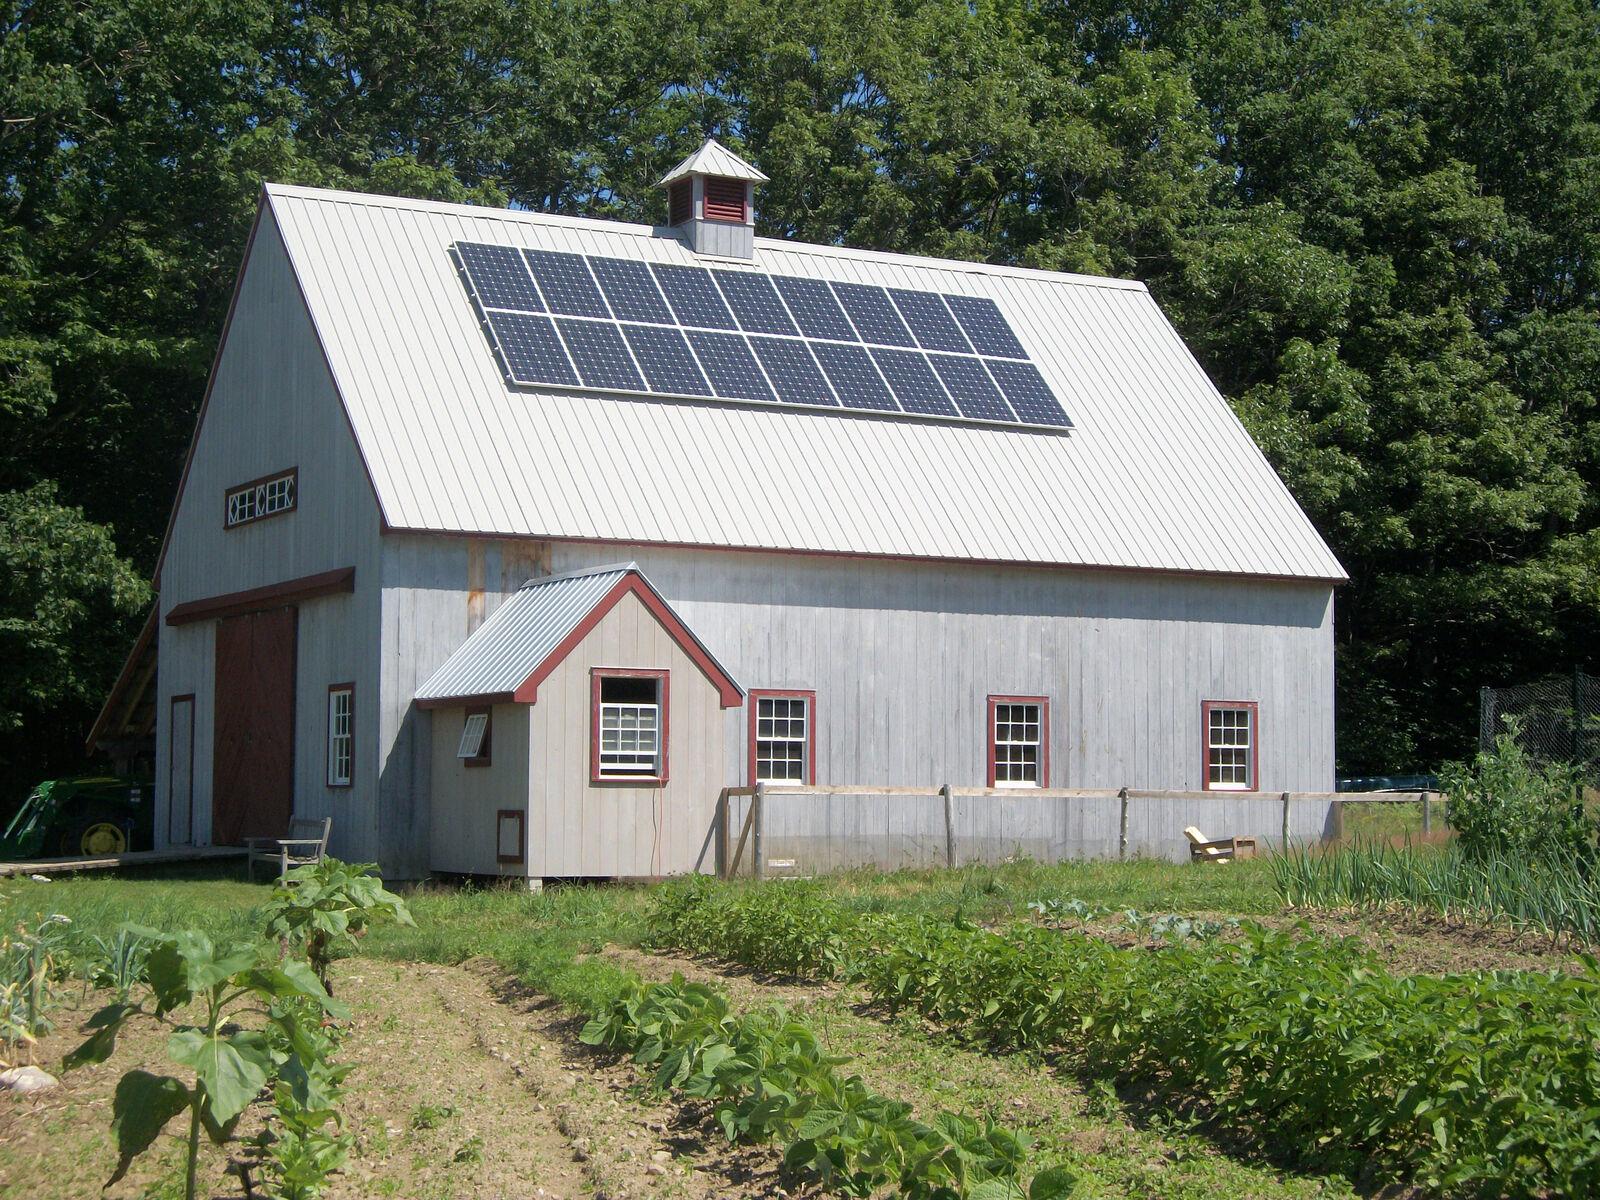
left=513, top=572, right=742, bottom=708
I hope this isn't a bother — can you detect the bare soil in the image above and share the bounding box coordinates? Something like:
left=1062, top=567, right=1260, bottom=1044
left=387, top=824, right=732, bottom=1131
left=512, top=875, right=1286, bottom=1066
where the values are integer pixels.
left=1, top=958, right=804, bottom=1200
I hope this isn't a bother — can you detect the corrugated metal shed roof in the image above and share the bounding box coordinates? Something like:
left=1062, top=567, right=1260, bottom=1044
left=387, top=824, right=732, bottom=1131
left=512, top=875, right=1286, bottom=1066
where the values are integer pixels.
left=658, top=138, right=769, bottom=185
left=265, top=182, right=1347, bottom=582
left=414, top=563, right=742, bottom=704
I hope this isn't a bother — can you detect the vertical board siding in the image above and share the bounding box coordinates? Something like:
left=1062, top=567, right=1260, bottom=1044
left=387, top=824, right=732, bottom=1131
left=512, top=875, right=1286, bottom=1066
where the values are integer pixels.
left=155, top=209, right=383, bottom=863
left=427, top=703, right=530, bottom=876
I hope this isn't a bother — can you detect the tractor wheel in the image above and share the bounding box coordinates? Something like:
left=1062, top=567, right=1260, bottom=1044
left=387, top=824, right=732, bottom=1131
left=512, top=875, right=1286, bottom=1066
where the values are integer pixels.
left=58, top=811, right=129, bottom=857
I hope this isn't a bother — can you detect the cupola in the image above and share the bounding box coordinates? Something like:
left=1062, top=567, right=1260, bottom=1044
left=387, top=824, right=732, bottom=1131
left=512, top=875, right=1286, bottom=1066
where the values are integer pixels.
left=657, top=137, right=767, bottom=260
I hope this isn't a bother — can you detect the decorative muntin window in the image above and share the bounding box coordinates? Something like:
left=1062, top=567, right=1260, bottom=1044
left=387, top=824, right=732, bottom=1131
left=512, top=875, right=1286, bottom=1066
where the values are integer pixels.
left=457, top=708, right=492, bottom=766
left=326, top=684, right=353, bottom=787
left=988, top=696, right=1048, bottom=788
left=592, top=670, right=668, bottom=783
left=225, top=468, right=297, bottom=528
left=751, top=691, right=814, bottom=785
left=1203, top=701, right=1258, bottom=791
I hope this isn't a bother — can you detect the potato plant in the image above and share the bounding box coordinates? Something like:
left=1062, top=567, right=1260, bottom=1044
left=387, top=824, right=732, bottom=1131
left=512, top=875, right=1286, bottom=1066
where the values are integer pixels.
left=647, top=881, right=1600, bottom=1197
left=580, top=975, right=1073, bottom=1199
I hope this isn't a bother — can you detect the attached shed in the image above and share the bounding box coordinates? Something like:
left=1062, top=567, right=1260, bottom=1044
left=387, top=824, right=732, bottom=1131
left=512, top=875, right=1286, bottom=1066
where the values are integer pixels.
left=416, top=565, right=742, bottom=878
left=130, top=136, right=1347, bottom=879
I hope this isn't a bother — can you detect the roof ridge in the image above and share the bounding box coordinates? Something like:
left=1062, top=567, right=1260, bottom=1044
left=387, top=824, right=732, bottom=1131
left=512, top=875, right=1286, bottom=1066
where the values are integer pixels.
left=518, top=561, right=638, bottom=589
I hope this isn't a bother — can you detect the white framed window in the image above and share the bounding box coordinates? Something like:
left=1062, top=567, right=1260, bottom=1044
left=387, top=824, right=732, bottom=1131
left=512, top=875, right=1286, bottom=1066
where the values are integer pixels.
left=592, top=671, right=667, bottom=782
left=225, top=468, right=297, bottom=528
left=457, top=709, right=491, bottom=764
left=326, top=684, right=353, bottom=787
left=1204, top=701, right=1257, bottom=790
left=989, top=696, right=1047, bottom=787
left=751, top=691, right=813, bottom=785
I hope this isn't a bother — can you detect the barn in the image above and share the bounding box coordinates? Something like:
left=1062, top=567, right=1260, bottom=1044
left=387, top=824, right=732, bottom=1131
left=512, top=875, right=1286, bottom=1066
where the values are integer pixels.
left=133, top=139, right=1345, bottom=881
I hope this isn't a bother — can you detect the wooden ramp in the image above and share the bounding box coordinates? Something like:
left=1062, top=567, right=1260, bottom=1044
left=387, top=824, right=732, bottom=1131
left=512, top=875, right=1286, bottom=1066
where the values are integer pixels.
left=0, top=845, right=247, bottom=877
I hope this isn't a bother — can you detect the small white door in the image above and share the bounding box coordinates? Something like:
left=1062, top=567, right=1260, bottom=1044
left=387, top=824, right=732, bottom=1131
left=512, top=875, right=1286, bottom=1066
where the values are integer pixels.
left=169, top=695, right=195, bottom=846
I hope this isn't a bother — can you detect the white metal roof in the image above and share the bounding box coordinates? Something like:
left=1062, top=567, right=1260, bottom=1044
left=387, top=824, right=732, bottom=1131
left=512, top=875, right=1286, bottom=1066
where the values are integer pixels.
left=657, top=138, right=769, bottom=186
left=264, top=182, right=1346, bottom=582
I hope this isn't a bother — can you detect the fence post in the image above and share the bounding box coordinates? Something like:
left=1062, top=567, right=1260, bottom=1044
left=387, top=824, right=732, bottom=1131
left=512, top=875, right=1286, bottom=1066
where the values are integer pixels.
left=1421, top=790, right=1432, bottom=835
left=941, top=783, right=955, bottom=870
left=1281, top=791, right=1291, bottom=850
left=753, top=782, right=766, bottom=882
left=1118, top=787, right=1129, bottom=860
left=717, top=787, right=730, bottom=877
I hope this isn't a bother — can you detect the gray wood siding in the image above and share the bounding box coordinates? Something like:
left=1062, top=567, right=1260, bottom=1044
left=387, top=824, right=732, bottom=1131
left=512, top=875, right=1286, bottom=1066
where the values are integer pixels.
left=427, top=703, right=530, bottom=876
left=526, top=590, right=727, bottom=877
left=378, top=534, right=1333, bottom=875
left=154, top=207, right=383, bottom=861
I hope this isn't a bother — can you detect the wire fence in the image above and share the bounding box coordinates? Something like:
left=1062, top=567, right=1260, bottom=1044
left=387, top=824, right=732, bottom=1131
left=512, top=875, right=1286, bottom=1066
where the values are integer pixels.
left=1480, top=670, right=1600, bottom=785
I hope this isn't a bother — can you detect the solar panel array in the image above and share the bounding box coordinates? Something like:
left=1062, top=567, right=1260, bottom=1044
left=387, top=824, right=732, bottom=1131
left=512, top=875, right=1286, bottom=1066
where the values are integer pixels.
left=453, top=241, right=1072, bottom=430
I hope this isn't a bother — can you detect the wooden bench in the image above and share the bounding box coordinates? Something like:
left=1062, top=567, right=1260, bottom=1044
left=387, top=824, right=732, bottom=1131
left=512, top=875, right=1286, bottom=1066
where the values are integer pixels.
left=1184, top=825, right=1258, bottom=864
left=246, top=817, right=332, bottom=882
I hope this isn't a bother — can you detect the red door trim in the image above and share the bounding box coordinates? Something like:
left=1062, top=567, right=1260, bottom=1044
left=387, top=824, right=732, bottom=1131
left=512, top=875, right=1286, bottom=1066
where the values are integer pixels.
left=167, top=566, right=354, bottom=626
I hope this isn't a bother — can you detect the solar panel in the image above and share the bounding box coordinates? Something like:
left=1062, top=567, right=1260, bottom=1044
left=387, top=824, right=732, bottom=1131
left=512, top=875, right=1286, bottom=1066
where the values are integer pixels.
left=985, top=359, right=1072, bottom=427
left=944, top=295, right=1027, bottom=358
left=590, top=256, right=674, bottom=324
left=831, top=283, right=916, bottom=347
left=454, top=241, right=1072, bottom=431
left=811, top=342, right=899, bottom=412
left=749, top=337, right=838, bottom=406
left=889, top=289, right=972, bottom=353
left=523, top=250, right=610, bottom=318
left=485, top=312, right=579, bottom=386
left=713, top=270, right=800, bottom=336
left=621, top=324, right=712, bottom=396
left=772, top=276, right=858, bottom=341
left=556, top=319, right=646, bottom=391
left=685, top=330, right=775, bottom=401
left=652, top=264, right=738, bottom=329
left=928, top=353, right=1016, bottom=423
left=870, top=349, right=959, bottom=417
left=457, top=243, right=544, bottom=311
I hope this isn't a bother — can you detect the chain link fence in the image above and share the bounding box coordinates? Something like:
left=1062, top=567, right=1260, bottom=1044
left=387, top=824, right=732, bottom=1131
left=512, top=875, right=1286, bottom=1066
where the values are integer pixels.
left=1480, top=670, right=1600, bottom=786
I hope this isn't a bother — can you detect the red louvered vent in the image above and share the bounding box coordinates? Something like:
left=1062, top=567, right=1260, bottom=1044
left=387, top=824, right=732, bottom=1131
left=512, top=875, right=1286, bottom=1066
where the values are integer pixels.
left=667, top=179, right=693, bottom=225
left=702, top=177, right=747, bottom=223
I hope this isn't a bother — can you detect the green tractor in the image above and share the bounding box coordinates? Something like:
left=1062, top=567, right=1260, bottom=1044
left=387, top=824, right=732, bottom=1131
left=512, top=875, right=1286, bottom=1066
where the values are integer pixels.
left=0, top=776, right=155, bottom=860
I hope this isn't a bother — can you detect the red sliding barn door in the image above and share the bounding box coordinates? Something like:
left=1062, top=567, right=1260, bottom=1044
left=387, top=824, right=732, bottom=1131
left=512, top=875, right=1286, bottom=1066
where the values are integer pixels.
left=212, top=607, right=297, bottom=844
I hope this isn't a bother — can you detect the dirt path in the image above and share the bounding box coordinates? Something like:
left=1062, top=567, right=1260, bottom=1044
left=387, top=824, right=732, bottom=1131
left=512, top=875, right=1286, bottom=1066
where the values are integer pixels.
left=2, top=959, right=798, bottom=1200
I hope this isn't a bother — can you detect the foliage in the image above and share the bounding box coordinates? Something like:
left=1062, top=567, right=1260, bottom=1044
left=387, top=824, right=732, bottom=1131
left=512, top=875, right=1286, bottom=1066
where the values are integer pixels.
left=579, top=975, right=1072, bottom=1199
left=260, top=859, right=414, bottom=991
left=0, top=911, right=74, bottom=1060
left=2, top=0, right=1598, bottom=787
left=88, top=926, right=153, bottom=1002
left=1273, top=840, right=1600, bottom=946
left=62, top=927, right=346, bottom=1200
left=1440, top=722, right=1593, bottom=861
left=648, top=877, right=1600, bottom=1197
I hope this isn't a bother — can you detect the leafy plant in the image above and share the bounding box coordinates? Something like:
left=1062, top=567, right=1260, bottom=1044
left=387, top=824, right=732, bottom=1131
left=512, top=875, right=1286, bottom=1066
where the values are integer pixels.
left=1, top=913, right=74, bottom=1060
left=1441, top=721, right=1593, bottom=863
left=260, top=859, right=414, bottom=992
left=63, top=928, right=346, bottom=1200
left=89, top=927, right=152, bottom=1002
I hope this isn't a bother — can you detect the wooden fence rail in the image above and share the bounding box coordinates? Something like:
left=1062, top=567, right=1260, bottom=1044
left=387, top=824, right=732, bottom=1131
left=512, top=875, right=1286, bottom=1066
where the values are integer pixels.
left=717, top=785, right=1436, bottom=879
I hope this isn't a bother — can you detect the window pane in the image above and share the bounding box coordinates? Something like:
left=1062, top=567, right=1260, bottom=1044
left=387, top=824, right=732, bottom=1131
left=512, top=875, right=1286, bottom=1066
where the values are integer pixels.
left=755, top=694, right=810, bottom=784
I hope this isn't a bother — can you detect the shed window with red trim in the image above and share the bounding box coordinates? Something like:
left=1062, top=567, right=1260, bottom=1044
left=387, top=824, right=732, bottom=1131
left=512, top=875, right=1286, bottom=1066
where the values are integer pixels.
left=1203, top=701, right=1258, bottom=790
left=702, top=177, right=747, bottom=223
left=458, top=706, right=492, bottom=767
left=592, top=670, right=668, bottom=783
left=988, top=696, right=1048, bottom=787
left=749, top=690, right=815, bottom=785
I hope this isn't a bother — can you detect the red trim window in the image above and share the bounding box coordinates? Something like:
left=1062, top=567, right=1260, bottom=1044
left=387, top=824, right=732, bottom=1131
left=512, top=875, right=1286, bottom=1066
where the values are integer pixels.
left=496, top=809, right=525, bottom=864
left=667, top=179, right=693, bottom=225
left=458, top=705, right=492, bottom=767
left=1203, top=701, right=1259, bottom=791
left=702, top=177, right=747, bottom=223
left=748, top=690, right=816, bottom=786
left=987, top=696, right=1049, bottom=788
left=326, top=683, right=354, bottom=788
left=591, top=669, right=669, bottom=784
left=225, top=467, right=297, bottom=529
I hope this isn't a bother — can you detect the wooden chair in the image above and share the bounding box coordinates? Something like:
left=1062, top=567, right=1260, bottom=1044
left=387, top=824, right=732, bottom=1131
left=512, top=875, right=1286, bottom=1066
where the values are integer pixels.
left=1184, top=825, right=1258, bottom=864
left=246, top=817, right=332, bottom=882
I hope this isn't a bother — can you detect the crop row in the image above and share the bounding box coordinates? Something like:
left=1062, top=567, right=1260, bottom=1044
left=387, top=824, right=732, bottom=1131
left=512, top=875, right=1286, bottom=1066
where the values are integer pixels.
left=579, top=975, right=1072, bottom=1199
left=646, top=878, right=1600, bottom=1198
